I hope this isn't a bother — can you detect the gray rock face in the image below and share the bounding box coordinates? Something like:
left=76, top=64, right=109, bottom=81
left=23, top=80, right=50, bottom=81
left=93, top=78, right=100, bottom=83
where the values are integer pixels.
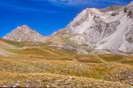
left=4, top=25, right=46, bottom=42
left=59, top=1, right=133, bottom=54
left=64, top=8, right=121, bottom=45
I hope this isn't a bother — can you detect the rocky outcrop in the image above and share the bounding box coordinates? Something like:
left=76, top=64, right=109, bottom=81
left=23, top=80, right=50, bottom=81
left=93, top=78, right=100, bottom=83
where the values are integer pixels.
left=4, top=25, right=46, bottom=42
left=50, top=1, right=133, bottom=54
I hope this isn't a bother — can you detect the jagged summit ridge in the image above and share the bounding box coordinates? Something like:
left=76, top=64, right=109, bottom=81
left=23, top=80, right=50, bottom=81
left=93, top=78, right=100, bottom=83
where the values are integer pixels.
left=4, top=25, right=46, bottom=42
left=49, top=1, right=133, bottom=54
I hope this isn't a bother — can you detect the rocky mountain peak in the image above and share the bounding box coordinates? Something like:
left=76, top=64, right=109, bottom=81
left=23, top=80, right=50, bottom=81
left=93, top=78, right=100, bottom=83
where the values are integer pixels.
left=3, top=25, right=46, bottom=42
left=127, top=1, right=133, bottom=7
left=50, top=1, right=133, bottom=54
left=13, top=25, right=34, bottom=34
left=68, top=8, right=102, bottom=28
left=16, top=24, right=30, bottom=31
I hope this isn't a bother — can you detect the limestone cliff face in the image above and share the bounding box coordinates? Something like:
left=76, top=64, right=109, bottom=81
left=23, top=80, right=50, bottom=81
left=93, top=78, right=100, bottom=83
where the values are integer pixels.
left=4, top=25, right=46, bottom=42
left=50, top=1, right=133, bottom=54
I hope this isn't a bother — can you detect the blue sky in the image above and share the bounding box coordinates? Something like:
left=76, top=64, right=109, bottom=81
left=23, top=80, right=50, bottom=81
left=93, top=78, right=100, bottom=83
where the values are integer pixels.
left=0, top=0, right=132, bottom=37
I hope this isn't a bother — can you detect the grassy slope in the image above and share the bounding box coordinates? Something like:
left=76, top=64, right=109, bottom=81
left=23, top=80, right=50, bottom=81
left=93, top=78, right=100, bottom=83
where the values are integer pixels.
left=0, top=55, right=131, bottom=88
left=0, top=39, right=132, bottom=87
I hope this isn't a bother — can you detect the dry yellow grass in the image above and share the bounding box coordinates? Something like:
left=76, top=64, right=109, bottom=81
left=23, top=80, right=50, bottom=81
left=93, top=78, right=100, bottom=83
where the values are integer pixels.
left=0, top=54, right=133, bottom=87
left=0, top=72, right=130, bottom=88
left=0, top=39, right=133, bottom=87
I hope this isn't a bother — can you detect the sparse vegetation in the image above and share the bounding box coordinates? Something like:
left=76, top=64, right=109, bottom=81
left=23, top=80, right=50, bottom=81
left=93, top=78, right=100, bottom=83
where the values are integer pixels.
left=98, top=54, right=124, bottom=62
left=0, top=39, right=133, bottom=87
left=0, top=39, right=25, bottom=47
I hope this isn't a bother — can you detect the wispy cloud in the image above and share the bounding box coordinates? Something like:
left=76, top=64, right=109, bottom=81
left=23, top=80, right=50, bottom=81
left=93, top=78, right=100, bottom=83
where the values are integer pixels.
left=48, top=0, right=131, bottom=7
left=49, top=0, right=89, bottom=6
left=0, top=0, right=77, bottom=13
left=0, top=0, right=131, bottom=13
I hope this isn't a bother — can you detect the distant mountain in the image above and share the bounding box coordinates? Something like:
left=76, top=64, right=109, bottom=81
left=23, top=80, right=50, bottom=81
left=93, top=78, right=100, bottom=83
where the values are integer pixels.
left=48, top=1, right=133, bottom=54
left=3, top=1, right=133, bottom=54
left=3, top=25, right=46, bottom=42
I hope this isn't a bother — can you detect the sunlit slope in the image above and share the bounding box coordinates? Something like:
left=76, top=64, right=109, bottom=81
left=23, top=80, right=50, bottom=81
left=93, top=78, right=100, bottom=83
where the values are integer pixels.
left=0, top=39, right=18, bottom=56
left=0, top=39, right=132, bottom=87
left=0, top=72, right=129, bottom=88
left=0, top=55, right=132, bottom=87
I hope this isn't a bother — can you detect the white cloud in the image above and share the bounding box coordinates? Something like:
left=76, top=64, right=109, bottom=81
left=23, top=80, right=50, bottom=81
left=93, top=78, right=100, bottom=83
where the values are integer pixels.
left=49, top=0, right=89, bottom=6
left=49, top=0, right=131, bottom=6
